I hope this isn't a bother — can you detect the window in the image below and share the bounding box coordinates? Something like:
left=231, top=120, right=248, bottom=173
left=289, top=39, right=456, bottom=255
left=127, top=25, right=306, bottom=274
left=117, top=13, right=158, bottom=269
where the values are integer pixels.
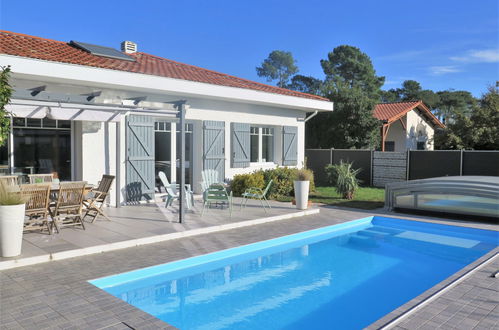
left=154, top=121, right=171, bottom=181
left=6, top=117, right=72, bottom=180
left=250, top=126, right=274, bottom=163
left=417, top=141, right=425, bottom=150
left=176, top=124, right=193, bottom=184
left=262, top=127, right=274, bottom=162
left=250, top=126, right=259, bottom=162
left=384, top=141, right=395, bottom=152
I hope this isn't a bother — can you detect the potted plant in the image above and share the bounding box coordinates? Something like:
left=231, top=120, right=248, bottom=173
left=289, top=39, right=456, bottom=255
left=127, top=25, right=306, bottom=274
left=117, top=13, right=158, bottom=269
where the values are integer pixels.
left=293, top=168, right=313, bottom=210
left=0, top=183, right=26, bottom=257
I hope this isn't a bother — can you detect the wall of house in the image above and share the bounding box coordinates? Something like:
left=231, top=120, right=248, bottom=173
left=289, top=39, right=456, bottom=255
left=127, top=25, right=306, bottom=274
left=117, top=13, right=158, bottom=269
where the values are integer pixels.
left=406, top=110, right=435, bottom=150
left=74, top=121, right=120, bottom=206
left=185, top=97, right=306, bottom=193
left=385, top=117, right=407, bottom=152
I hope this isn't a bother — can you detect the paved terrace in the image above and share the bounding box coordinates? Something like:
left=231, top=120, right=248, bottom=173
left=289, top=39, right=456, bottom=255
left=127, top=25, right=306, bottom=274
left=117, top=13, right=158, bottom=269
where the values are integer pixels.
left=0, top=204, right=497, bottom=329
left=1, top=198, right=318, bottom=269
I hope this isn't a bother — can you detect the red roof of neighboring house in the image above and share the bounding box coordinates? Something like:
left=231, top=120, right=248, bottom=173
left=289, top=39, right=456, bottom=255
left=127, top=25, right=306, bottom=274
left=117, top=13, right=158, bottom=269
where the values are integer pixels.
left=0, top=30, right=328, bottom=102
left=374, top=100, right=445, bottom=128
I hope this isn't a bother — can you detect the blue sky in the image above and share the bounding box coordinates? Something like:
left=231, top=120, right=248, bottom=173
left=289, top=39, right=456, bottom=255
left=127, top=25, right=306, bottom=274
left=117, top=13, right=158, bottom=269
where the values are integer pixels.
left=1, top=0, right=497, bottom=97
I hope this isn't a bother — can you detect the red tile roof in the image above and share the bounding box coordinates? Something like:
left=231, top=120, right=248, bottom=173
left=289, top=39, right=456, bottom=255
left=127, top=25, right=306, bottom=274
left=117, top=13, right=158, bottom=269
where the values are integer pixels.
left=374, top=101, right=445, bottom=128
left=0, top=30, right=328, bottom=102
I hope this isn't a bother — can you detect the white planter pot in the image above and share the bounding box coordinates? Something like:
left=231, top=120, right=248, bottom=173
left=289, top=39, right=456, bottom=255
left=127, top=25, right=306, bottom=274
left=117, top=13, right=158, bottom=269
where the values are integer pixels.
left=294, top=180, right=310, bottom=210
left=0, top=204, right=25, bottom=257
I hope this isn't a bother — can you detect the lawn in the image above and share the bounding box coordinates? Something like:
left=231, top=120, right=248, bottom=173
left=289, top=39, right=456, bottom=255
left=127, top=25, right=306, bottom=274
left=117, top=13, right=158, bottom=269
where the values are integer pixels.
left=276, top=186, right=385, bottom=210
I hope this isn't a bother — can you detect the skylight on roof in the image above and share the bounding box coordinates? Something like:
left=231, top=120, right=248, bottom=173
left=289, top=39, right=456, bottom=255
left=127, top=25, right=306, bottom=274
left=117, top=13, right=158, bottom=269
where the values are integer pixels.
left=69, top=41, right=135, bottom=61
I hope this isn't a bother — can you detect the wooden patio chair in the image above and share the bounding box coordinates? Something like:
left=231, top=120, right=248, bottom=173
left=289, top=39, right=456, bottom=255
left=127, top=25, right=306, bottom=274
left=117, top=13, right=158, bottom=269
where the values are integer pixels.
left=20, top=184, right=52, bottom=234
left=49, top=181, right=86, bottom=232
left=201, top=169, right=220, bottom=192
left=0, top=175, right=19, bottom=187
left=158, top=171, right=193, bottom=209
left=240, top=180, right=273, bottom=212
left=202, top=184, right=233, bottom=217
left=83, top=175, right=115, bottom=223
left=28, top=174, right=53, bottom=184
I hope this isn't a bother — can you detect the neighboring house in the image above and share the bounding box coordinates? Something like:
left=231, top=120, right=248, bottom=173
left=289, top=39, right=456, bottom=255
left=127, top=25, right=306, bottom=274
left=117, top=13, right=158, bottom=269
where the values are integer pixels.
left=373, top=101, right=444, bottom=152
left=0, top=31, right=333, bottom=206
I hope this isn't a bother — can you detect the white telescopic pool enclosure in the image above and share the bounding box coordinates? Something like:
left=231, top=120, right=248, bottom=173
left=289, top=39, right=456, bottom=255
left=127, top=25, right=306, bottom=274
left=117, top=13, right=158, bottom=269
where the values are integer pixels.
left=385, top=176, right=499, bottom=219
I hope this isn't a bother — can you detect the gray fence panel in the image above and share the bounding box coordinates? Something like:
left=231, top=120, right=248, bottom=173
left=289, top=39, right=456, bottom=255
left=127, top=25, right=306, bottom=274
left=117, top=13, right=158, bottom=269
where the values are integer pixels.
left=305, top=149, right=331, bottom=186
left=462, top=151, right=499, bottom=176
left=332, top=150, right=372, bottom=186
left=372, top=151, right=407, bottom=187
left=409, top=151, right=461, bottom=180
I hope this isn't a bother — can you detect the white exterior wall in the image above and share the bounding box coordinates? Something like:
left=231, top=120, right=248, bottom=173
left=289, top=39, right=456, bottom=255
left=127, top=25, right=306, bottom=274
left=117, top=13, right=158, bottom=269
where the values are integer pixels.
left=385, top=118, right=407, bottom=152
left=406, top=110, right=435, bottom=150
left=74, top=121, right=120, bottom=206
left=2, top=54, right=329, bottom=205
left=185, top=98, right=305, bottom=193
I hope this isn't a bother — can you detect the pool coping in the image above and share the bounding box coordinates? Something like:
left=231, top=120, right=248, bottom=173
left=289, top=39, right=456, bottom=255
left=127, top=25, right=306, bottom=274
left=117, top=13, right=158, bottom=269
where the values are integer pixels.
left=369, top=246, right=499, bottom=329
left=0, top=208, right=319, bottom=271
left=87, top=213, right=498, bottom=329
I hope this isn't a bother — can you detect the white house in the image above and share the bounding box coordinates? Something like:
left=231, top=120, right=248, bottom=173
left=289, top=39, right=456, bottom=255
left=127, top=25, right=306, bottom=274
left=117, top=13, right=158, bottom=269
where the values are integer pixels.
left=373, top=101, right=445, bottom=152
left=0, top=31, right=333, bottom=206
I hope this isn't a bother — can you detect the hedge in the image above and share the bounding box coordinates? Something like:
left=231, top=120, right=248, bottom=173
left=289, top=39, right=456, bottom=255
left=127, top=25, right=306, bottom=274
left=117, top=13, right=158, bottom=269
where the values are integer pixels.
left=230, top=167, right=315, bottom=199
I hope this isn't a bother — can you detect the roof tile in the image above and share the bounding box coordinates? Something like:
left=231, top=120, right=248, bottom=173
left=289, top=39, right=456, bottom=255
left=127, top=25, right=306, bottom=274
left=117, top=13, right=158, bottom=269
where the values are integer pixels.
left=0, top=30, right=328, bottom=101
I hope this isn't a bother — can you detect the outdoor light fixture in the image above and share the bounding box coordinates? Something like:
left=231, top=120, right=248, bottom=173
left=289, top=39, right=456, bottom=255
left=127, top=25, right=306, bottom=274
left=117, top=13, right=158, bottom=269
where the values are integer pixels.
left=29, top=85, right=46, bottom=96
left=82, top=91, right=102, bottom=102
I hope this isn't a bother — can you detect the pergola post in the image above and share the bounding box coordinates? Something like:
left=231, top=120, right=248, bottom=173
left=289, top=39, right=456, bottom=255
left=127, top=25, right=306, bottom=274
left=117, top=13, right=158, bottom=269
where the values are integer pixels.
left=176, top=101, right=187, bottom=223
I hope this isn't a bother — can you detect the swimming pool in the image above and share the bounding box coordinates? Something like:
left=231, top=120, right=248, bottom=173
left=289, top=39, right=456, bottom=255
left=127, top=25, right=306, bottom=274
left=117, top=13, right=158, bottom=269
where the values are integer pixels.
left=90, top=216, right=498, bottom=329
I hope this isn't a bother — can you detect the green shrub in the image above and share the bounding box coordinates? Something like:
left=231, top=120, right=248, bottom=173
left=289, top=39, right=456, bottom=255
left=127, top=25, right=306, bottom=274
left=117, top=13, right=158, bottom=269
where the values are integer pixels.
left=230, top=172, right=265, bottom=196
left=230, top=167, right=316, bottom=199
left=325, top=161, right=361, bottom=200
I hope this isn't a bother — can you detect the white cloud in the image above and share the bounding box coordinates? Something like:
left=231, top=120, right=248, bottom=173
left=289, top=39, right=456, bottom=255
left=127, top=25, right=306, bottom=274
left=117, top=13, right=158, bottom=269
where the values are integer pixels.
left=429, top=66, right=461, bottom=75
left=450, top=49, right=499, bottom=63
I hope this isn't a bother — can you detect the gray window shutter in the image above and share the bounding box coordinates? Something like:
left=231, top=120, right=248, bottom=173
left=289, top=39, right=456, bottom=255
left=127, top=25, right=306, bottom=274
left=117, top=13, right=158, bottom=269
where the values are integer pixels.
left=282, top=126, right=298, bottom=166
left=126, top=115, right=155, bottom=202
left=231, top=123, right=250, bottom=168
left=203, top=120, right=225, bottom=180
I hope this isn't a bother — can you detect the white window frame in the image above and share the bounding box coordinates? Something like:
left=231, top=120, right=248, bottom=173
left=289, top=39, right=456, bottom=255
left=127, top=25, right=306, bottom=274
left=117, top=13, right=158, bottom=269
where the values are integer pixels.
left=250, top=126, right=275, bottom=165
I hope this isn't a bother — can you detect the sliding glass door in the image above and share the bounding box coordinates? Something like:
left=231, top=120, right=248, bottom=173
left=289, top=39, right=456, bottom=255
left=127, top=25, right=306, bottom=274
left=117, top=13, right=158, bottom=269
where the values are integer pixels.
left=0, top=117, right=72, bottom=180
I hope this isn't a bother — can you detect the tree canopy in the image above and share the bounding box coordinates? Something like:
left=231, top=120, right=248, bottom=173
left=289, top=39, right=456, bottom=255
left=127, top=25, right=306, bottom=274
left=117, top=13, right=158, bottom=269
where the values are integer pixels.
left=287, top=75, right=323, bottom=96
left=306, top=45, right=383, bottom=149
left=435, top=86, right=499, bottom=150
left=256, top=50, right=298, bottom=88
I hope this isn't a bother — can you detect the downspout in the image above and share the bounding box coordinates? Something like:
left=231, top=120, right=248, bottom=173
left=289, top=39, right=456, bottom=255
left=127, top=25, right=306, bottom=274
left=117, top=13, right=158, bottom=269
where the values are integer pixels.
left=304, top=110, right=319, bottom=122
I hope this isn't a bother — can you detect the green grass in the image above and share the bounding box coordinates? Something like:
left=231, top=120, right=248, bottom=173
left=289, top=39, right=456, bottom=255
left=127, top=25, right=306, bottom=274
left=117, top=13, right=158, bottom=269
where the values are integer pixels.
left=276, top=186, right=385, bottom=210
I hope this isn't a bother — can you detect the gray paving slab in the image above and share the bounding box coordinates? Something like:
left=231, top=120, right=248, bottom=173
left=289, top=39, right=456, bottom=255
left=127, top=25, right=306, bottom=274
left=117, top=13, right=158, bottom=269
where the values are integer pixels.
left=0, top=203, right=497, bottom=329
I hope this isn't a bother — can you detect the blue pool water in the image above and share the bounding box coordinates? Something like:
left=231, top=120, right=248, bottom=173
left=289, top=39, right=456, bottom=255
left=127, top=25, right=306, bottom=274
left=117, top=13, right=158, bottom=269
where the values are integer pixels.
left=90, top=216, right=498, bottom=329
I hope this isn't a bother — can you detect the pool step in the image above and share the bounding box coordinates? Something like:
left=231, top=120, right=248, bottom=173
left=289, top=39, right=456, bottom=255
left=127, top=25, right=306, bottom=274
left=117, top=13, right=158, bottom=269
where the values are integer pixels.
left=348, top=234, right=378, bottom=247
left=358, top=229, right=390, bottom=239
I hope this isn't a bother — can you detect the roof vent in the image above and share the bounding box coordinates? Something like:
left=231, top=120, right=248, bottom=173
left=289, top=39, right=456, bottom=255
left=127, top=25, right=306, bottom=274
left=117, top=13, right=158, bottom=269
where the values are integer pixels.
left=121, top=41, right=137, bottom=54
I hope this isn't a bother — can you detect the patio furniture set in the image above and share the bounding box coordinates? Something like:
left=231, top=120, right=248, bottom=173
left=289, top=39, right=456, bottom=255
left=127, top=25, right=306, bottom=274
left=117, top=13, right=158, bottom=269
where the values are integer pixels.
left=158, top=169, right=273, bottom=217
left=0, top=173, right=115, bottom=234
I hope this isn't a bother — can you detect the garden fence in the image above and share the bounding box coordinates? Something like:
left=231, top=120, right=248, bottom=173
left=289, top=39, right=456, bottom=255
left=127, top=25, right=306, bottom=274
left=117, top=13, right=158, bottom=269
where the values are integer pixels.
left=305, top=149, right=499, bottom=187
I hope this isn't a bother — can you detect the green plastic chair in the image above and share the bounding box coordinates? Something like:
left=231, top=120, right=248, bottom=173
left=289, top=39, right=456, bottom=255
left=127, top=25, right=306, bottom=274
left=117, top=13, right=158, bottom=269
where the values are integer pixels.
left=202, top=184, right=233, bottom=217
left=240, top=180, right=273, bottom=212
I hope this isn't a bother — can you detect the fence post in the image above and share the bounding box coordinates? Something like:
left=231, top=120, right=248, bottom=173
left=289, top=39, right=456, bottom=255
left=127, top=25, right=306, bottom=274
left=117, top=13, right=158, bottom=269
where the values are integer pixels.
left=460, top=149, right=464, bottom=176
left=406, top=149, right=410, bottom=181
left=330, top=148, right=334, bottom=165
left=370, top=149, right=374, bottom=186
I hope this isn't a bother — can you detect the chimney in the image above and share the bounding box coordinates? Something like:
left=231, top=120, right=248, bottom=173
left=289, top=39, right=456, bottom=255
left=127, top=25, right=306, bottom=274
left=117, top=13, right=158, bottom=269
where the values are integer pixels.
left=121, top=41, right=137, bottom=54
